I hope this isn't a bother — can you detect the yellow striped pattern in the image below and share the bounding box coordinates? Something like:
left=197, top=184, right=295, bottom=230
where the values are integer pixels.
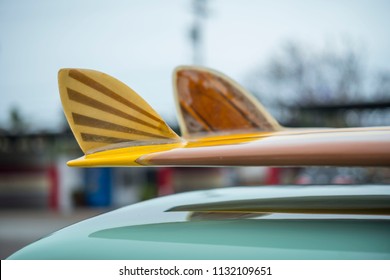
left=58, top=69, right=181, bottom=154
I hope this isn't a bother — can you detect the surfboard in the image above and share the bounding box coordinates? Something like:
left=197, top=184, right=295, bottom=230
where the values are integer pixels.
left=58, top=66, right=390, bottom=167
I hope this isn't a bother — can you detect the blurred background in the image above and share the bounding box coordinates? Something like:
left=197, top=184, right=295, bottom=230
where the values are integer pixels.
left=1, top=0, right=390, bottom=259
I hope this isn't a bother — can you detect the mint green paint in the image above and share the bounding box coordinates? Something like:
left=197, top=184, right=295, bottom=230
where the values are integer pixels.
left=8, top=186, right=390, bottom=260
left=90, top=220, right=390, bottom=254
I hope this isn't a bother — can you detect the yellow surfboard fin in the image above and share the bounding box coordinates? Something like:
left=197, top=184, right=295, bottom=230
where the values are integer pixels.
left=58, top=69, right=181, bottom=155
left=173, top=66, right=282, bottom=138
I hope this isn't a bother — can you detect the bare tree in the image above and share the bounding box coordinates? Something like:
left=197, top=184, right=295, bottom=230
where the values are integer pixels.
left=9, top=107, right=27, bottom=134
left=246, top=41, right=390, bottom=127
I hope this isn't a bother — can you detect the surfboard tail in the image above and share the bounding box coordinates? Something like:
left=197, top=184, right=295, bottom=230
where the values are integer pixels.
left=58, top=66, right=288, bottom=167
left=58, top=68, right=182, bottom=156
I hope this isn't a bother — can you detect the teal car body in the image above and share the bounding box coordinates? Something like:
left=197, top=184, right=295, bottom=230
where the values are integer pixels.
left=8, top=185, right=390, bottom=260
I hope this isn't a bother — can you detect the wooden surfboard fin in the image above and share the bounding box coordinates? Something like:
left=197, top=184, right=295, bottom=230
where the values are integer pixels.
left=173, top=65, right=282, bottom=138
left=58, top=68, right=182, bottom=155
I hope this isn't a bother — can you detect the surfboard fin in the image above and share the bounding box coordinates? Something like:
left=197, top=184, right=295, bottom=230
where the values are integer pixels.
left=173, top=66, right=282, bottom=138
left=58, top=68, right=181, bottom=154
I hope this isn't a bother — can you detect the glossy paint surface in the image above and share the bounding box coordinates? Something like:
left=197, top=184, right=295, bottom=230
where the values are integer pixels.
left=8, top=185, right=390, bottom=260
left=68, top=126, right=390, bottom=167
left=141, top=127, right=390, bottom=166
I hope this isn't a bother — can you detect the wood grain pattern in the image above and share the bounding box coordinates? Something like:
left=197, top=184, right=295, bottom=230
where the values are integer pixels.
left=174, top=66, right=281, bottom=137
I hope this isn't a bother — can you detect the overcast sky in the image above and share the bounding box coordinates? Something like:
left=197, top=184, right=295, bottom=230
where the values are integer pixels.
left=1, top=0, right=389, bottom=131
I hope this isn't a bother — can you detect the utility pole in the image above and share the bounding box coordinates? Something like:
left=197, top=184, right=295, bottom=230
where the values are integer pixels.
left=190, top=0, right=208, bottom=65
